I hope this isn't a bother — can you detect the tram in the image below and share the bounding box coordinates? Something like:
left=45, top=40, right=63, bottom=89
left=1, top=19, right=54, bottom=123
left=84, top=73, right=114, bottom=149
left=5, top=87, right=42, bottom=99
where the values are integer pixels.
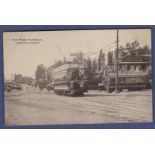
left=53, top=62, right=88, bottom=96
left=98, top=66, right=148, bottom=92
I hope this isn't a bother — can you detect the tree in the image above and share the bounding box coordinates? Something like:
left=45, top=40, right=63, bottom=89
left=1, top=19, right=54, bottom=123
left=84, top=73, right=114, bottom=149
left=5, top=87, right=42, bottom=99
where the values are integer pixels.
left=22, top=76, right=34, bottom=86
left=14, top=74, right=34, bottom=86
left=47, top=66, right=54, bottom=83
left=98, top=49, right=105, bottom=71
left=131, top=40, right=139, bottom=49
left=143, top=45, right=151, bottom=54
left=126, top=42, right=132, bottom=51
left=85, top=57, right=93, bottom=80
left=126, top=40, right=140, bottom=56
left=137, top=45, right=151, bottom=55
left=118, top=45, right=128, bottom=60
left=35, top=64, right=47, bottom=90
left=112, top=40, right=151, bottom=61
left=107, top=51, right=113, bottom=66
left=120, top=40, right=151, bottom=57
left=14, top=74, right=23, bottom=84
left=35, top=64, right=46, bottom=81
left=92, top=59, right=97, bottom=74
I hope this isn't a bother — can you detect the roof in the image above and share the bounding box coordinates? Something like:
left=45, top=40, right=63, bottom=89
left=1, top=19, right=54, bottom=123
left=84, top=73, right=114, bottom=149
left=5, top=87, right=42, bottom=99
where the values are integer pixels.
left=121, top=55, right=143, bottom=62
left=141, top=55, right=152, bottom=62
left=53, top=63, right=85, bottom=74
left=120, top=55, right=151, bottom=63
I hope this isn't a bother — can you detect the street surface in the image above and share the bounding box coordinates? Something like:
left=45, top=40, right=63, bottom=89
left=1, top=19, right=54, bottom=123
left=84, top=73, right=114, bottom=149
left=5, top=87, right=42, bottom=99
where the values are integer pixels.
left=5, top=85, right=153, bottom=125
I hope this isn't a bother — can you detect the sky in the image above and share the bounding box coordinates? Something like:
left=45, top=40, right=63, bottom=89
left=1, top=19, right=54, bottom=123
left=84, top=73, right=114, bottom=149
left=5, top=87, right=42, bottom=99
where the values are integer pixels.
left=3, top=29, right=151, bottom=79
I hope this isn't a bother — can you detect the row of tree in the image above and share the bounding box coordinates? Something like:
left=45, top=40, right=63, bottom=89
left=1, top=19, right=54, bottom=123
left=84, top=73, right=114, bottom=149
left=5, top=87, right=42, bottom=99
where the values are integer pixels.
left=14, top=74, right=35, bottom=86
left=107, top=40, right=151, bottom=66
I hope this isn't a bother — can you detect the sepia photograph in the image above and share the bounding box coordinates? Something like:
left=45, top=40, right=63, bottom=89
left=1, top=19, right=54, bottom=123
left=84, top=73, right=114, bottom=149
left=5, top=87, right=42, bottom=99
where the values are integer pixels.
left=3, top=29, right=153, bottom=125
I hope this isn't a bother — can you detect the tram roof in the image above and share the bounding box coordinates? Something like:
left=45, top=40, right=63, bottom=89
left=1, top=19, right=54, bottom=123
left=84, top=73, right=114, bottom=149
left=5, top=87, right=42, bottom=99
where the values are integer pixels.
left=53, top=62, right=85, bottom=73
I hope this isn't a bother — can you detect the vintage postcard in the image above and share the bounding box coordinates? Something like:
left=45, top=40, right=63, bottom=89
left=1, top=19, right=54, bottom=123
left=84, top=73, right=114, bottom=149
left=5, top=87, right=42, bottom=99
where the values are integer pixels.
left=3, top=29, right=153, bottom=125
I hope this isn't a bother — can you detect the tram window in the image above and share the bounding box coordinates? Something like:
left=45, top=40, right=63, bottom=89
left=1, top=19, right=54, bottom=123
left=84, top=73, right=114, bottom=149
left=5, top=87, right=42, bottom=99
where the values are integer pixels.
left=137, top=65, right=141, bottom=71
left=118, top=78, right=121, bottom=82
left=130, top=65, right=135, bottom=71
left=71, top=69, right=80, bottom=80
left=127, top=65, right=130, bottom=70
left=142, top=77, right=145, bottom=82
left=118, top=78, right=125, bottom=82
left=126, top=78, right=130, bottom=83
left=110, top=78, right=115, bottom=83
left=121, top=78, right=126, bottom=82
left=141, top=65, right=146, bottom=70
left=121, top=65, right=127, bottom=72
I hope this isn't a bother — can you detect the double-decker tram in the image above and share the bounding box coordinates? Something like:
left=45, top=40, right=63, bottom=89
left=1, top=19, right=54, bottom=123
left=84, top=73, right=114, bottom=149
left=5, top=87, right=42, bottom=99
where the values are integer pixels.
left=99, top=64, right=148, bottom=93
left=102, top=72, right=148, bottom=93
left=53, top=62, right=88, bottom=96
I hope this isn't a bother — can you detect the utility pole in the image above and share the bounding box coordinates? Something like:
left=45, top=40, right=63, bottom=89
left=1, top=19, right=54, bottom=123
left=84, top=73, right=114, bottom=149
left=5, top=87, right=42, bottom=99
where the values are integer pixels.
left=115, top=30, right=120, bottom=93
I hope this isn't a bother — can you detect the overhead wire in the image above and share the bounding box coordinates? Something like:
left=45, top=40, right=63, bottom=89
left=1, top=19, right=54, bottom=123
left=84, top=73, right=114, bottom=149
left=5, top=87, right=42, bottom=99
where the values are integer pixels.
left=83, top=42, right=116, bottom=56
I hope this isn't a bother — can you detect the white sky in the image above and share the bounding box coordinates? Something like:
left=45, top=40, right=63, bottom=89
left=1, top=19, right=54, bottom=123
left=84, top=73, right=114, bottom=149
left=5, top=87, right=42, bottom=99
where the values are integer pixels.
left=3, top=29, right=151, bottom=79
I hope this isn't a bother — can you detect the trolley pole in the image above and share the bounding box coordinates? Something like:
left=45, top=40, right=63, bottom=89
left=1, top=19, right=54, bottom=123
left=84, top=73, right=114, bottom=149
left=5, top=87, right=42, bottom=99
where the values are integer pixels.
left=115, top=30, right=119, bottom=93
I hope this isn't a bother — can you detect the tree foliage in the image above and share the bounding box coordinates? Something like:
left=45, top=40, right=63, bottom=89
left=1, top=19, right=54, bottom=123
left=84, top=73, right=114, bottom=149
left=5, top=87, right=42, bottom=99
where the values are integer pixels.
left=14, top=74, right=34, bottom=86
left=85, top=57, right=93, bottom=80
left=137, top=45, right=151, bottom=55
left=107, top=51, right=113, bottom=66
left=35, top=64, right=46, bottom=81
left=47, top=66, right=54, bottom=83
left=98, top=49, right=105, bottom=71
left=35, top=64, right=47, bottom=90
left=92, top=59, right=97, bottom=74
left=117, top=40, right=151, bottom=60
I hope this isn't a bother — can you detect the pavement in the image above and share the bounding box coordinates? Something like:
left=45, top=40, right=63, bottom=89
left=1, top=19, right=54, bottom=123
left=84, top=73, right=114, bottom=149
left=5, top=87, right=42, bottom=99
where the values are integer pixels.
left=4, top=87, right=153, bottom=125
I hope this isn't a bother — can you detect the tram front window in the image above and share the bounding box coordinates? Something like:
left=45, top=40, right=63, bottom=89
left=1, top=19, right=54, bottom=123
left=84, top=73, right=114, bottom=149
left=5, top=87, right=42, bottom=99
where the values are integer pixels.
left=71, top=69, right=80, bottom=80
left=68, top=68, right=85, bottom=80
